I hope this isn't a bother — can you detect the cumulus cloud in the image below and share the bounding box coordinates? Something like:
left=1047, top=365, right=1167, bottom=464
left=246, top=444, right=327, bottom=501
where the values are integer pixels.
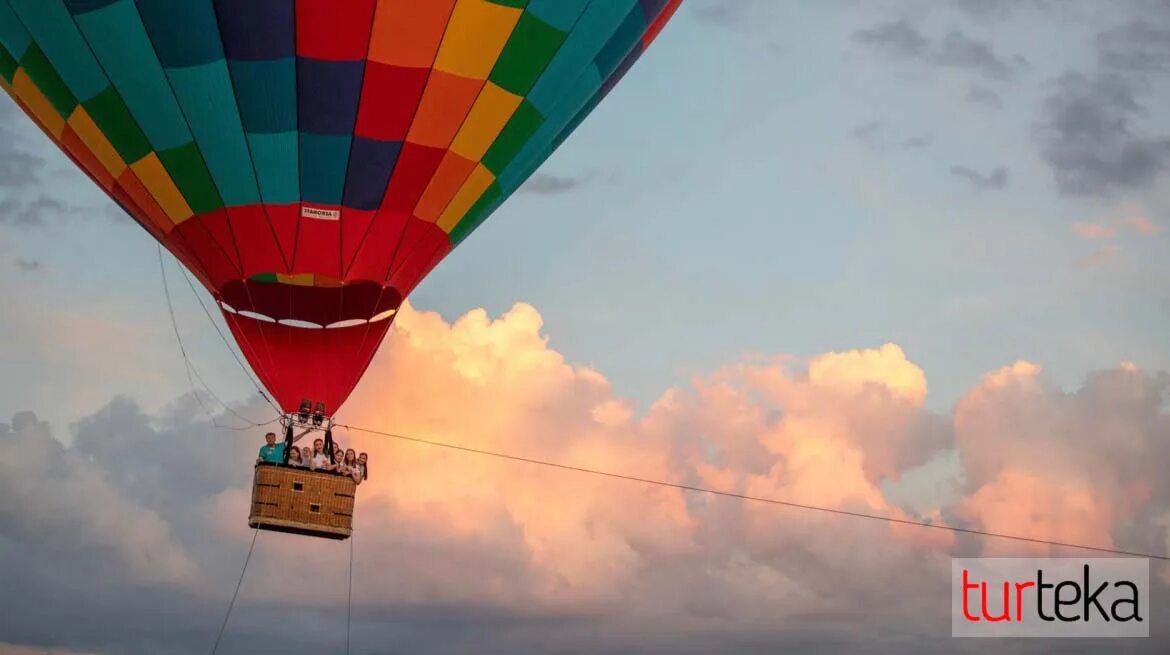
left=954, top=361, right=1170, bottom=559
left=0, top=411, right=197, bottom=587
left=1, top=303, right=1169, bottom=653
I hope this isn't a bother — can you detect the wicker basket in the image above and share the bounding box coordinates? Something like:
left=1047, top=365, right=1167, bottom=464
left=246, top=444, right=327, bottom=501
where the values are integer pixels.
left=249, top=463, right=356, bottom=540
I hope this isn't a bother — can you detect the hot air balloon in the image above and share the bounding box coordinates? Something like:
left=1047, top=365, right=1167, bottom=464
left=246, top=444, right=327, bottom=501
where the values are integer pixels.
left=0, top=0, right=680, bottom=538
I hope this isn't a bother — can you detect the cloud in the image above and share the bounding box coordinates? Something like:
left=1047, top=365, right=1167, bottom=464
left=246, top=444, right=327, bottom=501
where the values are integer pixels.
left=850, top=120, right=882, bottom=142
left=954, top=361, right=1170, bottom=558
left=0, top=96, right=87, bottom=229
left=1122, top=214, right=1162, bottom=234
left=806, top=342, right=927, bottom=403
left=935, top=31, right=1022, bottom=81
left=0, top=145, right=45, bottom=191
left=692, top=0, right=754, bottom=28
left=689, top=0, right=803, bottom=50
left=1070, top=221, right=1117, bottom=239
left=900, top=134, right=933, bottom=149
left=0, top=194, right=71, bottom=228
left=0, top=97, right=71, bottom=231
left=0, top=644, right=97, bottom=655
left=1066, top=203, right=1162, bottom=266
left=950, top=165, right=1009, bottom=192
left=332, top=316, right=958, bottom=632
left=0, top=98, right=46, bottom=191
left=0, top=411, right=197, bottom=587
left=953, top=0, right=1051, bottom=21
left=1075, top=243, right=1122, bottom=268
left=1096, top=21, right=1170, bottom=74
left=850, top=123, right=931, bottom=150
left=2, top=303, right=1169, bottom=652
left=853, top=20, right=929, bottom=59
left=1035, top=72, right=1170, bottom=197
left=853, top=23, right=1023, bottom=82
left=521, top=173, right=585, bottom=196
left=966, top=85, right=1004, bottom=109
left=1070, top=207, right=1162, bottom=240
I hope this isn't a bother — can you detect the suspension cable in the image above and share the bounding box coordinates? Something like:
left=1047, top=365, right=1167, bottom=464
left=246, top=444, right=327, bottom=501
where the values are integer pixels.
left=176, top=263, right=283, bottom=417
left=338, top=423, right=1170, bottom=561
left=158, top=246, right=280, bottom=429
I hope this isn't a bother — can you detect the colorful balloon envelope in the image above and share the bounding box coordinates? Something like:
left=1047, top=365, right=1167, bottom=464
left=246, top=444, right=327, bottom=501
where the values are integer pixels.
left=0, top=0, right=680, bottom=414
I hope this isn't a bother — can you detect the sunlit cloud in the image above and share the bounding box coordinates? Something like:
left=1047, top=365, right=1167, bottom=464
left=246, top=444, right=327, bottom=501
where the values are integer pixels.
left=1122, top=214, right=1162, bottom=235
left=0, top=644, right=98, bottom=655
left=1076, top=243, right=1121, bottom=269
left=4, top=303, right=1169, bottom=652
left=1071, top=221, right=1117, bottom=240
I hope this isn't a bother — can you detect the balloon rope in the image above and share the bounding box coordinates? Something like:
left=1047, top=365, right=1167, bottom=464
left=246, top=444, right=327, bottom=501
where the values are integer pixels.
left=337, top=423, right=1170, bottom=562
left=175, top=263, right=284, bottom=417
left=158, top=246, right=279, bottom=430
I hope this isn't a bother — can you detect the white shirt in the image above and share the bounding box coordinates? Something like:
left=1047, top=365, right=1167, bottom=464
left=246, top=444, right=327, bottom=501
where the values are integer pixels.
left=312, top=453, right=331, bottom=469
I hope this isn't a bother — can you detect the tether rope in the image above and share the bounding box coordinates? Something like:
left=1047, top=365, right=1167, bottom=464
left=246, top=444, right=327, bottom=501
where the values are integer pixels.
left=347, top=533, right=355, bottom=655
left=337, top=423, right=1170, bottom=561
left=210, top=527, right=259, bottom=655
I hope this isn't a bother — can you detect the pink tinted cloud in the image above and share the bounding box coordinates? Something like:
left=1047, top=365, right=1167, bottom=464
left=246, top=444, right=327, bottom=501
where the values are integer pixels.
left=0, top=645, right=97, bottom=655
left=1076, top=243, right=1121, bottom=269
left=1071, top=221, right=1116, bottom=239
left=193, top=303, right=1167, bottom=617
left=1070, top=206, right=1162, bottom=240
left=954, top=360, right=1167, bottom=560
left=1122, top=215, right=1162, bottom=235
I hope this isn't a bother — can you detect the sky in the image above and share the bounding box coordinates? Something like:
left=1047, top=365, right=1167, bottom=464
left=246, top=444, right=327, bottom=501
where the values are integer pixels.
left=1, top=0, right=1169, bottom=653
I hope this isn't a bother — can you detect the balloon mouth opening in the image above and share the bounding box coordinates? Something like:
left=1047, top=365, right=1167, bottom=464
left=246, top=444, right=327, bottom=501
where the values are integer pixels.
left=218, top=303, right=398, bottom=329
left=216, top=278, right=402, bottom=329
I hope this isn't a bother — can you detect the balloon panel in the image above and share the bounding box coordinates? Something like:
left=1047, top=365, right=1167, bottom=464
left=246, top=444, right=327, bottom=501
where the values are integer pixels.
left=0, top=0, right=681, bottom=413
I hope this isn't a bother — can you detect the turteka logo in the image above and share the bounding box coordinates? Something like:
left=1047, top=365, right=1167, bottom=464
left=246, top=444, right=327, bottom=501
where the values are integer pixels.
left=951, top=558, right=1150, bottom=638
left=962, top=565, right=1142, bottom=623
